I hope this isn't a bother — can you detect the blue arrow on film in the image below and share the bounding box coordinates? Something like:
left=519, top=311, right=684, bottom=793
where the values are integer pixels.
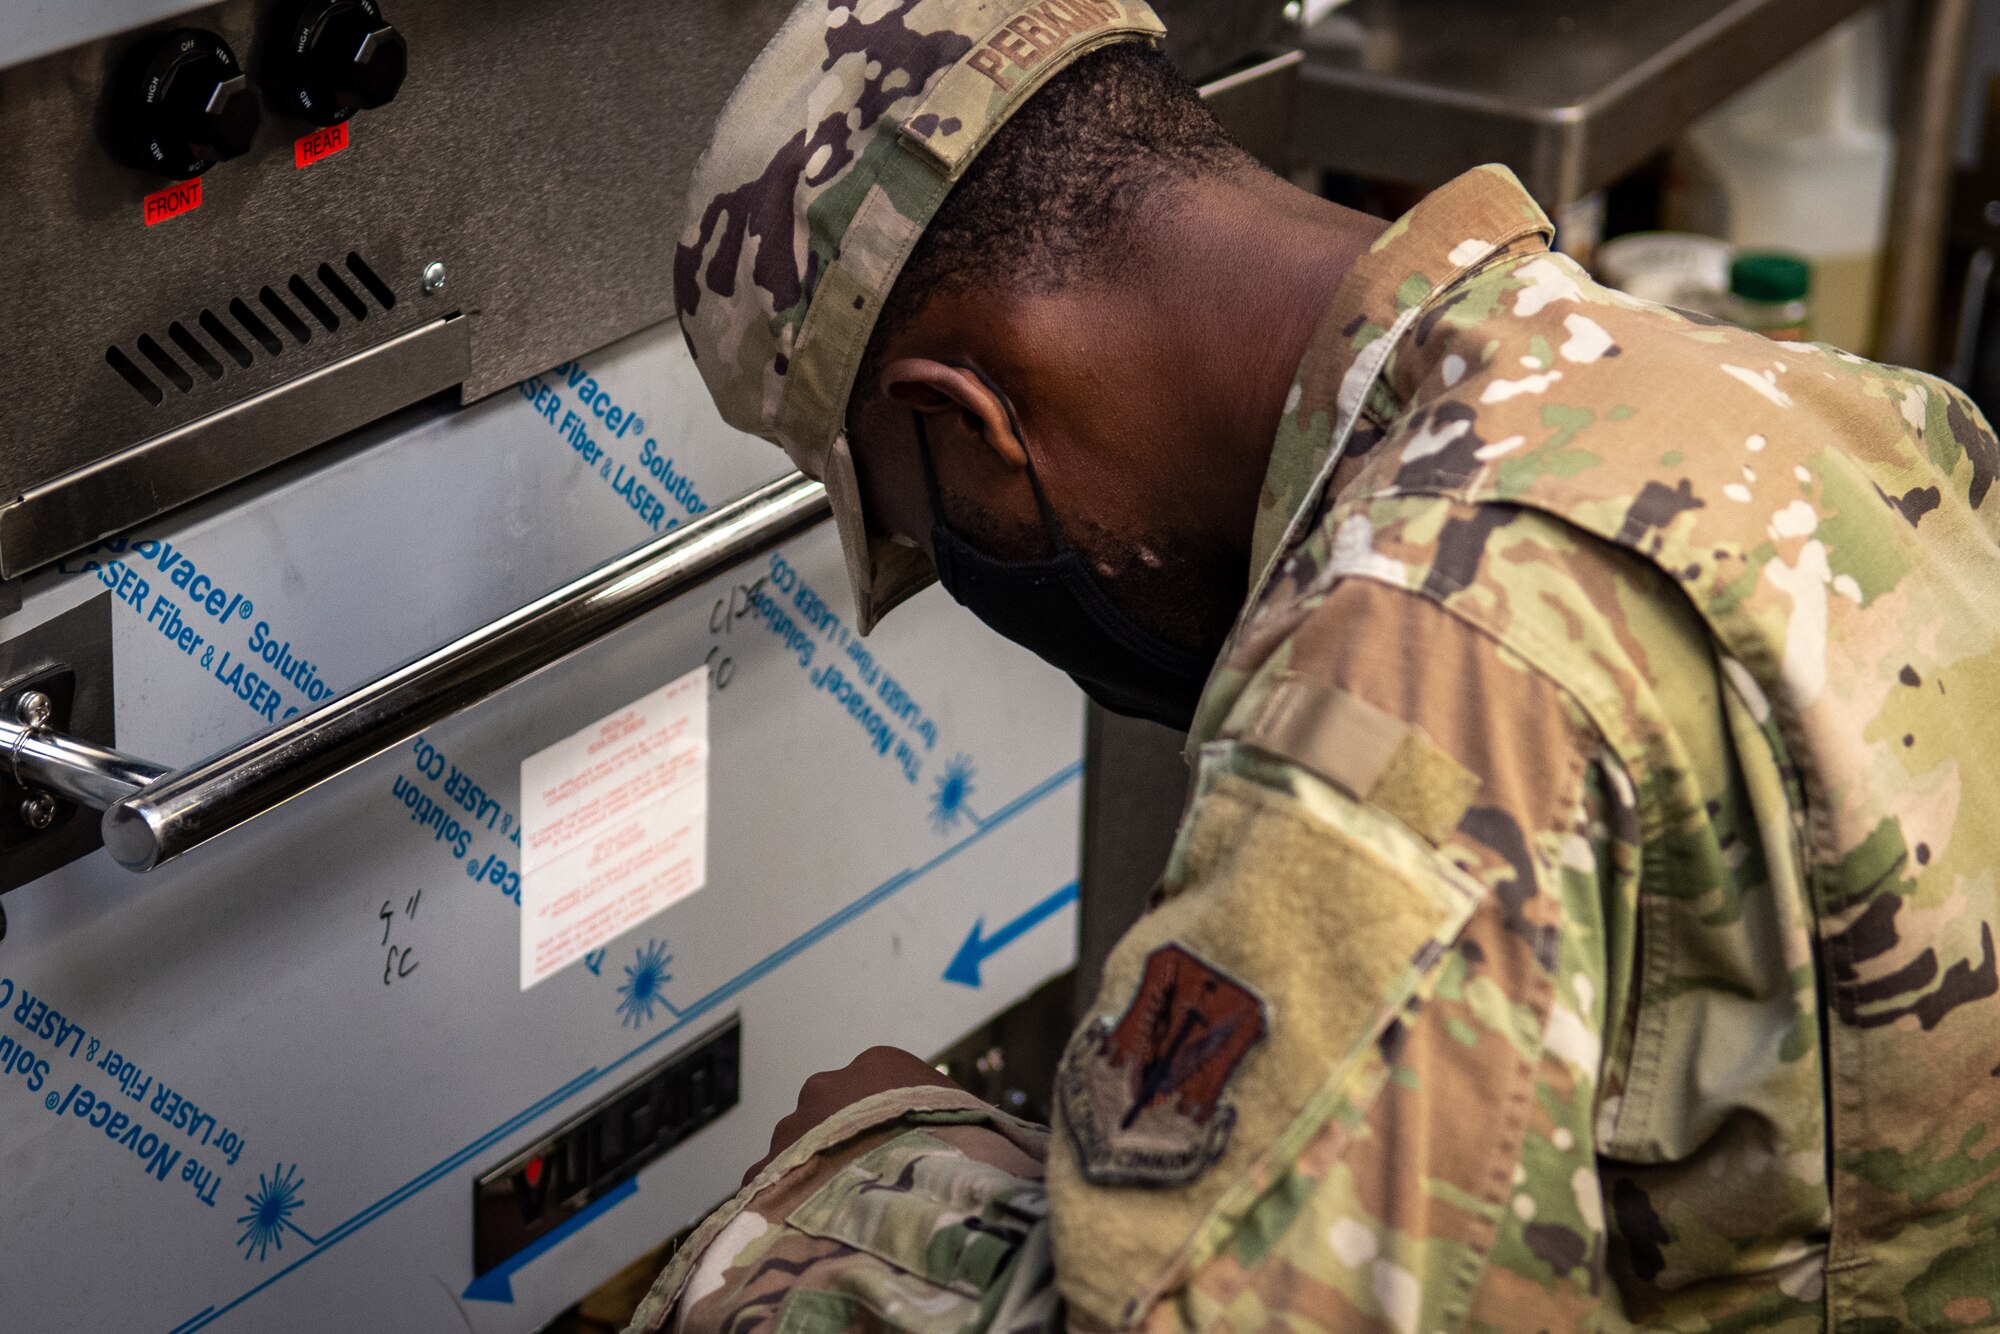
left=944, top=882, right=1079, bottom=988
left=463, top=1174, right=639, bottom=1303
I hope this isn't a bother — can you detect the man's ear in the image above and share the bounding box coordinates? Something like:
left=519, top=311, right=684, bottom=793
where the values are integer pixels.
left=879, top=358, right=1030, bottom=469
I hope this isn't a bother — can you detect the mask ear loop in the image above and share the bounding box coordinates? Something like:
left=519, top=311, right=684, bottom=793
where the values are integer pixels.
left=911, top=409, right=951, bottom=532
left=947, top=361, right=1073, bottom=552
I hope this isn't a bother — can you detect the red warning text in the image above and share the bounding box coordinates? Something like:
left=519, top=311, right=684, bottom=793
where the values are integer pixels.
left=142, top=179, right=202, bottom=227
left=294, top=122, right=350, bottom=169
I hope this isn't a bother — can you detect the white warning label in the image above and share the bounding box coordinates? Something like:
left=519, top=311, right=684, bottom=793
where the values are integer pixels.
left=519, top=666, right=708, bottom=989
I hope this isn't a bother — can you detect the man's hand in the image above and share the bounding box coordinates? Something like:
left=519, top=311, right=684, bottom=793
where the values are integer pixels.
left=742, top=1046, right=965, bottom=1186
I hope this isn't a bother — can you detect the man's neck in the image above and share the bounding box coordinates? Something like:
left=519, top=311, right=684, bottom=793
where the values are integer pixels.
left=1150, top=170, right=1387, bottom=569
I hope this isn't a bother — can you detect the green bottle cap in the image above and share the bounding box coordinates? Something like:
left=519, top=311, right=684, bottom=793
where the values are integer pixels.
left=1730, top=252, right=1811, bottom=304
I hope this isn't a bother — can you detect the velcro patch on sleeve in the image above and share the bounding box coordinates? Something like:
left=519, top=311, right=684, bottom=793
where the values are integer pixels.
left=1233, top=672, right=1481, bottom=844
left=1047, top=774, right=1483, bottom=1328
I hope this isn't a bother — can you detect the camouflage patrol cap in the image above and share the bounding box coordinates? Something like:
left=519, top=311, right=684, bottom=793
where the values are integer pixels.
left=678, top=0, right=1167, bottom=632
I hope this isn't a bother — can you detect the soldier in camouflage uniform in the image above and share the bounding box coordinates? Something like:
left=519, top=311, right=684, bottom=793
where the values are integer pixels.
left=635, top=0, right=2000, bottom=1329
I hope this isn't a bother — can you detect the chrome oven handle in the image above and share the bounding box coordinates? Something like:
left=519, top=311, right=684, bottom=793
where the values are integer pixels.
left=0, top=472, right=830, bottom=872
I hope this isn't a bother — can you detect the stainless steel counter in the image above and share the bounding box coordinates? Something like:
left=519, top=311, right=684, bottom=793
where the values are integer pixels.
left=1293, top=0, right=1878, bottom=207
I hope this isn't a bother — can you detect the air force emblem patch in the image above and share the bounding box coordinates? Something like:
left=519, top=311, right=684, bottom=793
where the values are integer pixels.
left=1059, top=943, right=1267, bottom=1187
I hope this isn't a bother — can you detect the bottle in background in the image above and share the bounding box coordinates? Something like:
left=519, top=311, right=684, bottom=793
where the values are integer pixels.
left=1669, top=12, right=1894, bottom=354
left=1729, top=252, right=1814, bottom=341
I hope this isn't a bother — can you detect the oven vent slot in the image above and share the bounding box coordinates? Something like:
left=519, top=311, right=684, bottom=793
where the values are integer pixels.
left=104, top=346, right=163, bottom=406
left=102, top=252, right=399, bottom=407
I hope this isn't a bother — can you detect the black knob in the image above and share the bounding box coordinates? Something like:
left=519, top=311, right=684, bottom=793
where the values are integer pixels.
left=282, top=0, right=408, bottom=125
left=124, top=30, right=261, bottom=179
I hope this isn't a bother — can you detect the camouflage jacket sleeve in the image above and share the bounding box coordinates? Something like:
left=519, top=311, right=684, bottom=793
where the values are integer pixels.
left=624, top=1084, right=1058, bottom=1334
left=1041, top=570, right=1633, bottom=1333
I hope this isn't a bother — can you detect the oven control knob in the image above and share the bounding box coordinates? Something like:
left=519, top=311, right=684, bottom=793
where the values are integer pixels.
left=282, top=0, right=408, bottom=125
left=126, top=29, right=260, bottom=179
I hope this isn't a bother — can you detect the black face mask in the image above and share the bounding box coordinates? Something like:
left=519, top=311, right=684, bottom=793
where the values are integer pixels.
left=913, top=407, right=1215, bottom=733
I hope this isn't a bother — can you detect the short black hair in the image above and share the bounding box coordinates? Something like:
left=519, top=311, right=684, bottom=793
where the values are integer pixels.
left=847, top=41, right=1253, bottom=425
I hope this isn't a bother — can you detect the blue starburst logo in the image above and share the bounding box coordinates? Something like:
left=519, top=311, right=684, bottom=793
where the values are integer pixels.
left=929, top=754, right=981, bottom=834
left=236, top=1163, right=309, bottom=1262
left=615, top=939, right=674, bottom=1028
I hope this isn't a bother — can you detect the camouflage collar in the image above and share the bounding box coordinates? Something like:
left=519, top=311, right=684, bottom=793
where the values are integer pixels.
left=1187, top=166, right=1554, bottom=748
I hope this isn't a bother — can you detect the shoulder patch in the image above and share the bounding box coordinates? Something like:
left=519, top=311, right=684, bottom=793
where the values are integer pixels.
left=1057, top=943, right=1267, bottom=1187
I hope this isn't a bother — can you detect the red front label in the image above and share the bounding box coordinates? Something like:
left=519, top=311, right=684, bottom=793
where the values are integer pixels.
left=142, top=178, right=202, bottom=226
left=294, top=121, right=350, bottom=169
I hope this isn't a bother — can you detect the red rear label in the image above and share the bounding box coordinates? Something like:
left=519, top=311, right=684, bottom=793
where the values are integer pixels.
left=142, top=178, right=202, bottom=226
left=294, top=122, right=350, bottom=169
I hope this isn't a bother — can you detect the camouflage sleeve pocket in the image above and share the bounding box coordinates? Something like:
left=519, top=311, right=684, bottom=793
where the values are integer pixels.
left=1045, top=765, right=1486, bottom=1328
left=784, top=1128, right=1050, bottom=1296
left=625, top=1088, right=1048, bottom=1334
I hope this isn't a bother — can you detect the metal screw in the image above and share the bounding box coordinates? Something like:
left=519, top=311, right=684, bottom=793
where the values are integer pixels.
left=1282, top=0, right=1302, bottom=21
left=20, top=793, right=56, bottom=831
left=421, top=260, right=447, bottom=295
left=14, top=691, right=51, bottom=729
